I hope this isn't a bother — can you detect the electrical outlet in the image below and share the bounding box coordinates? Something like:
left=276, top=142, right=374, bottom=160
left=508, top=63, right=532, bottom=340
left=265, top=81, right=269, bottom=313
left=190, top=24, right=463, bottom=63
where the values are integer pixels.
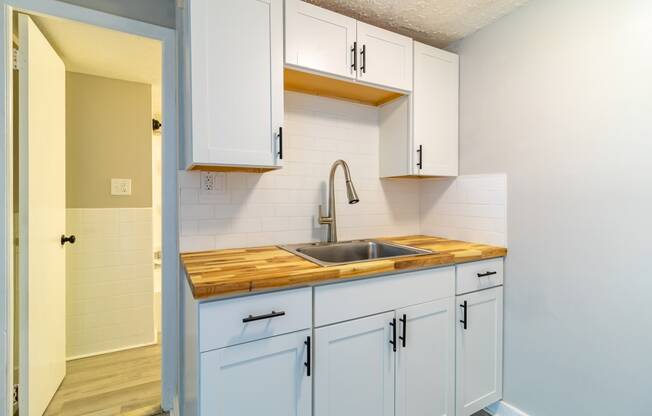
left=200, top=172, right=225, bottom=193
left=111, top=178, right=132, bottom=196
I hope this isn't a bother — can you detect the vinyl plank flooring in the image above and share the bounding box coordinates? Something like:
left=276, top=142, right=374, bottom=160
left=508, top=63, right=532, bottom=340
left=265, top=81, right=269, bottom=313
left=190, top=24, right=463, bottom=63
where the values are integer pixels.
left=43, top=344, right=161, bottom=416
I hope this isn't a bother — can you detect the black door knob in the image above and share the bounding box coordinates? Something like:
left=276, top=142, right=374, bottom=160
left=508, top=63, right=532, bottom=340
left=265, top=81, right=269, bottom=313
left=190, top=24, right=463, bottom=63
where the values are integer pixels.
left=61, top=235, right=76, bottom=246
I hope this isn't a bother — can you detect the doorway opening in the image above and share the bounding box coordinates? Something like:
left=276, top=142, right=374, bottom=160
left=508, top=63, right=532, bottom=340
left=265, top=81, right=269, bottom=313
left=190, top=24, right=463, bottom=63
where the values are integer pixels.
left=12, top=11, right=164, bottom=416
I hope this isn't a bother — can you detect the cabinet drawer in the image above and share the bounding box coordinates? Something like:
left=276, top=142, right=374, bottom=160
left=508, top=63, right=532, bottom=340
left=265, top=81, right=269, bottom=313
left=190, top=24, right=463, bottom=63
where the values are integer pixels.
left=314, top=267, right=455, bottom=327
left=456, top=258, right=504, bottom=295
left=199, top=287, right=311, bottom=352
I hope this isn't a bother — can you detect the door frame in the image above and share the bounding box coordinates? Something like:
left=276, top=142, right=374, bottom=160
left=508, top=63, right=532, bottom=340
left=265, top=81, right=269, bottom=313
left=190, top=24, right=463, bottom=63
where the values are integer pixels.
left=0, top=1, right=179, bottom=414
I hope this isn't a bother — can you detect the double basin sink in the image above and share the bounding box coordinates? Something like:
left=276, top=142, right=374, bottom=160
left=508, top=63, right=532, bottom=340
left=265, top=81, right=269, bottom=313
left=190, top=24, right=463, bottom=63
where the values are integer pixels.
left=280, top=239, right=433, bottom=267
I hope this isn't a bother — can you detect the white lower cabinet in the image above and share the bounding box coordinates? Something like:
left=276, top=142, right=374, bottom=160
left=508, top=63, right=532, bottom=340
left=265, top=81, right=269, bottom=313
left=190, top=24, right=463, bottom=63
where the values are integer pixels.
left=183, top=261, right=505, bottom=416
left=396, top=298, right=456, bottom=416
left=455, top=286, right=504, bottom=416
left=314, top=299, right=456, bottom=416
left=314, top=311, right=396, bottom=416
left=200, top=329, right=312, bottom=416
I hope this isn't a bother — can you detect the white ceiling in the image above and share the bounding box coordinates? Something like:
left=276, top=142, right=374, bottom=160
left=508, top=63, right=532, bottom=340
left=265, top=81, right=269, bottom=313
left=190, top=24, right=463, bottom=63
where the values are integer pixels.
left=25, top=13, right=162, bottom=114
left=306, top=0, right=529, bottom=47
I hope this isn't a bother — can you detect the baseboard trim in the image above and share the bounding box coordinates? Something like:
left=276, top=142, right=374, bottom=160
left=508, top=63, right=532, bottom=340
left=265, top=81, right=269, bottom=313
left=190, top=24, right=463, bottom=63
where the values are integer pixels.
left=66, top=340, right=158, bottom=361
left=486, top=401, right=530, bottom=416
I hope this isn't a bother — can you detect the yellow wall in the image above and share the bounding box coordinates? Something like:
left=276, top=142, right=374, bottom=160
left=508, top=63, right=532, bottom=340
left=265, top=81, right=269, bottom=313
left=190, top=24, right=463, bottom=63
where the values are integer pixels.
left=66, top=72, right=152, bottom=208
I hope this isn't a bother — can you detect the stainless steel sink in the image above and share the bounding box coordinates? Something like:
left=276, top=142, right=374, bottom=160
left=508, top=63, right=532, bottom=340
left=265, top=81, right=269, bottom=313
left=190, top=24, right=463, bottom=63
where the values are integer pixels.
left=280, top=240, right=433, bottom=267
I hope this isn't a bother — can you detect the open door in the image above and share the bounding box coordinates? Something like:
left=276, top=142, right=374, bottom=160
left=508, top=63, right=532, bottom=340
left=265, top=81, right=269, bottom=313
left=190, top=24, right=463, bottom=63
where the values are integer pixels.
left=18, top=13, right=67, bottom=416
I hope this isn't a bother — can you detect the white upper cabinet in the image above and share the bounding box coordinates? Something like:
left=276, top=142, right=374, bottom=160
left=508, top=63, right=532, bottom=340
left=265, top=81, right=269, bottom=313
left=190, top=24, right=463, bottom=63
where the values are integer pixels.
left=186, top=0, right=283, bottom=171
left=413, top=42, right=459, bottom=176
left=356, top=21, right=413, bottom=92
left=379, top=42, right=459, bottom=178
left=284, top=1, right=413, bottom=92
left=285, top=0, right=356, bottom=79
left=456, top=287, right=503, bottom=416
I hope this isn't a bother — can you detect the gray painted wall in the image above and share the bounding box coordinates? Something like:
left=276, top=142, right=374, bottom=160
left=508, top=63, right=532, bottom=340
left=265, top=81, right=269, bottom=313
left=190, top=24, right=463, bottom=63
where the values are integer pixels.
left=452, top=0, right=652, bottom=414
left=57, top=0, right=175, bottom=28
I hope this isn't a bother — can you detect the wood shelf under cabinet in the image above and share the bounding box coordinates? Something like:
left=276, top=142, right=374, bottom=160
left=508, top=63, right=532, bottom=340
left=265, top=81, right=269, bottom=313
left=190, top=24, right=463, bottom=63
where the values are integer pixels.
left=187, top=165, right=281, bottom=173
left=284, top=68, right=404, bottom=107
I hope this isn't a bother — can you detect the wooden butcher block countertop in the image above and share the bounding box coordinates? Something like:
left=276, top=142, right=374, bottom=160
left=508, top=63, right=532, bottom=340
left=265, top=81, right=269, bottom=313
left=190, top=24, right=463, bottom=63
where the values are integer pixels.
left=181, top=235, right=507, bottom=300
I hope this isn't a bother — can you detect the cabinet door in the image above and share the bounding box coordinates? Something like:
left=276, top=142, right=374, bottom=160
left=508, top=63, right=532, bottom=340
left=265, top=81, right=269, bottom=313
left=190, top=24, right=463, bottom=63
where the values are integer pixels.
left=456, top=287, right=503, bottom=416
left=413, top=42, right=458, bottom=176
left=356, top=21, right=413, bottom=92
left=200, top=330, right=311, bottom=416
left=285, top=0, right=356, bottom=79
left=396, top=298, right=455, bottom=416
left=314, top=312, right=395, bottom=416
left=189, top=0, right=283, bottom=168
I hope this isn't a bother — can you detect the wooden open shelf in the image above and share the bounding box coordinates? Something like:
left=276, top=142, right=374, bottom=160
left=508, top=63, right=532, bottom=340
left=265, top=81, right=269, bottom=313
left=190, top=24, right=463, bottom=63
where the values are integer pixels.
left=284, top=68, right=404, bottom=107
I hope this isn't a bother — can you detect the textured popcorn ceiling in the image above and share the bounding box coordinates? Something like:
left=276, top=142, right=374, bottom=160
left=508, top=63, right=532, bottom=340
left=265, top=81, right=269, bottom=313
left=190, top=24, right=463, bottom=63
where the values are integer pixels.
left=306, top=0, right=528, bottom=47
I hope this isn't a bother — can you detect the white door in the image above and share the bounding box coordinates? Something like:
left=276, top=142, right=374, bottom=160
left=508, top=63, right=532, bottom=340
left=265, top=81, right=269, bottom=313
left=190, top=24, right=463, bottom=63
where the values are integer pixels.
left=200, top=330, right=312, bottom=416
left=356, top=21, right=413, bottom=92
left=396, top=298, right=455, bottom=416
left=413, top=42, right=459, bottom=177
left=456, top=287, right=504, bottom=416
left=285, top=0, right=357, bottom=79
left=17, top=14, right=67, bottom=416
left=314, top=312, right=395, bottom=416
left=190, top=0, right=283, bottom=168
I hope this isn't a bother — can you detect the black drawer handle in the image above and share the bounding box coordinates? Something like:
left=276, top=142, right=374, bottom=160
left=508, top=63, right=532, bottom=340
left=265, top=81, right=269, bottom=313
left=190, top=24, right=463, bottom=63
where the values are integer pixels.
left=360, top=44, right=366, bottom=73
left=351, top=41, right=357, bottom=71
left=399, top=314, right=407, bottom=348
left=416, top=145, right=423, bottom=169
left=460, top=301, right=467, bottom=330
left=389, top=318, right=397, bottom=352
left=242, top=310, right=285, bottom=323
left=277, top=127, right=283, bottom=160
left=304, top=336, right=311, bottom=377
left=477, top=271, right=497, bottom=278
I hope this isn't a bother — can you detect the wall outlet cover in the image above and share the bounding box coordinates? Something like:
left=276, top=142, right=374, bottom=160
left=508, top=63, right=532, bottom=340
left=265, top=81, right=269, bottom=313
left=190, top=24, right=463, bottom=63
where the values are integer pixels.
left=111, top=178, right=132, bottom=196
left=200, top=172, right=225, bottom=194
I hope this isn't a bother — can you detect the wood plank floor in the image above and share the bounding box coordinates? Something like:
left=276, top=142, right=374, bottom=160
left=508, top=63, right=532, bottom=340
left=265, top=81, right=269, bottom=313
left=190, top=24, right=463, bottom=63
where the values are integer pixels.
left=43, top=343, right=161, bottom=416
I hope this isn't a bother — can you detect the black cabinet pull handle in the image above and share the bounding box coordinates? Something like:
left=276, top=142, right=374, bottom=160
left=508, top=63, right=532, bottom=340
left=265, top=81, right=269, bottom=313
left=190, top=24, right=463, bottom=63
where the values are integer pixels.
left=277, top=127, right=283, bottom=160
left=61, top=234, right=76, bottom=246
left=389, top=318, right=397, bottom=352
left=242, top=310, right=285, bottom=323
left=360, top=44, right=366, bottom=74
left=416, top=145, right=423, bottom=169
left=351, top=42, right=357, bottom=71
left=477, top=271, right=497, bottom=278
left=304, top=336, right=311, bottom=377
left=460, top=301, right=468, bottom=330
left=399, top=314, right=407, bottom=348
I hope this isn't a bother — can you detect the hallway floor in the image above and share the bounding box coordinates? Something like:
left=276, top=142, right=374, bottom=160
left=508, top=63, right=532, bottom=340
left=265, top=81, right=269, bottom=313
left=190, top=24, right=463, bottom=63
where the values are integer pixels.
left=43, top=343, right=161, bottom=416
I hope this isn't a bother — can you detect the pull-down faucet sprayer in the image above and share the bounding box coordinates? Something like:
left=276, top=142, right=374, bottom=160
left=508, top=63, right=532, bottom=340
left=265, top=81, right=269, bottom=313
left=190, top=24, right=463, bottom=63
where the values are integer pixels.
left=318, top=160, right=359, bottom=243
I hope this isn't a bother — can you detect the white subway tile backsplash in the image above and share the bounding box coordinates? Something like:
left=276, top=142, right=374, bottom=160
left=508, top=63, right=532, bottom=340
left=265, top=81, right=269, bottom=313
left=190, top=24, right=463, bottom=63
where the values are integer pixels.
left=66, top=207, right=155, bottom=359
left=177, top=93, right=507, bottom=252
left=420, top=174, right=508, bottom=247
left=178, top=92, right=421, bottom=252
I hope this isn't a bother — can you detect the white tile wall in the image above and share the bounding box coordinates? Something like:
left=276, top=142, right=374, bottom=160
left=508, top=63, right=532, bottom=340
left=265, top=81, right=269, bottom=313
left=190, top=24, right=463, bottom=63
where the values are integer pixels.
left=66, top=208, right=155, bottom=359
left=419, top=174, right=507, bottom=247
left=179, top=92, right=421, bottom=251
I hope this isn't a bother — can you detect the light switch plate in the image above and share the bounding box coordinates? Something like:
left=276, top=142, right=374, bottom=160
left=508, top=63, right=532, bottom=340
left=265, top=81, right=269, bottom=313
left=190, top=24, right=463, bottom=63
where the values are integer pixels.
left=111, top=178, right=132, bottom=196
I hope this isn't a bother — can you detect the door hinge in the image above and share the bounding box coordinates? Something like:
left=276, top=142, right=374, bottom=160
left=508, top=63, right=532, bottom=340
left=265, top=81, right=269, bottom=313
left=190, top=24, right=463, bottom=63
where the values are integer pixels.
left=12, top=48, right=19, bottom=70
left=12, top=384, right=18, bottom=409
